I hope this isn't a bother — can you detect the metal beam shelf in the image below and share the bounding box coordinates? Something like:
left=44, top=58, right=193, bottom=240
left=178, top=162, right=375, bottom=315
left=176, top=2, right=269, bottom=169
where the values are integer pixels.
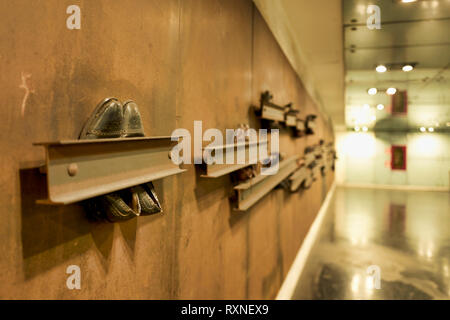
left=198, top=139, right=268, bottom=178
left=34, top=136, right=186, bottom=205
left=233, top=155, right=299, bottom=211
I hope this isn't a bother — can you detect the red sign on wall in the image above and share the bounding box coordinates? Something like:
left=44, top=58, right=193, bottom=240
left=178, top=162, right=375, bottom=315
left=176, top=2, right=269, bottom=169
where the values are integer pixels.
left=391, top=145, right=407, bottom=170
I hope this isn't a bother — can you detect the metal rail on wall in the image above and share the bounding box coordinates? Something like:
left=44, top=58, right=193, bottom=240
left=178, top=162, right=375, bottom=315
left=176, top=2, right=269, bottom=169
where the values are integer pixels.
left=198, top=139, right=268, bottom=178
left=289, top=165, right=310, bottom=192
left=254, top=90, right=316, bottom=138
left=34, top=136, right=186, bottom=205
left=232, top=155, right=300, bottom=212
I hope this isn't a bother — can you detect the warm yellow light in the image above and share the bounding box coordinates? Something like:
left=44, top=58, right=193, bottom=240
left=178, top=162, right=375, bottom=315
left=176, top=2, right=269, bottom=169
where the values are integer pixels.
left=368, top=88, right=377, bottom=95
left=362, top=126, right=368, bottom=132
left=342, top=133, right=376, bottom=158
left=428, top=127, right=434, bottom=132
left=402, top=0, right=417, bottom=3
left=376, top=104, right=384, bottom=110
left=386, top=87, right=397, bottom=95
left=351, top=274, right=361, bottom=293
left=355, top=126, right=360, bottom=132
left=402, top=65, right=413, bottom=72
left=420, top=127, right=426, bottom=132
left=365, top=275, right=375, bottom=290
left=376, top=65, right=387, bottom=73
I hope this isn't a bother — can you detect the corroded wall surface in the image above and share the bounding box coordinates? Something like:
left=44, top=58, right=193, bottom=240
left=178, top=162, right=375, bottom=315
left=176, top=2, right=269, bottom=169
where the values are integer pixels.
left=0, top=0, right=334, bottom=299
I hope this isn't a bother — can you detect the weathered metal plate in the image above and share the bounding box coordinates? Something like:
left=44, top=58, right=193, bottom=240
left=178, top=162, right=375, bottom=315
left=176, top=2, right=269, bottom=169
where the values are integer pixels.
left=233, top=155, right=299, bottom=211
left=34, top=136, right=186, bottom=205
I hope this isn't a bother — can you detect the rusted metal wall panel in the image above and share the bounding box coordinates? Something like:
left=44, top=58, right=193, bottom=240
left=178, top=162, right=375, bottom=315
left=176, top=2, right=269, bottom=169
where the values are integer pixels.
left=0, top=0, right=334, bottom=299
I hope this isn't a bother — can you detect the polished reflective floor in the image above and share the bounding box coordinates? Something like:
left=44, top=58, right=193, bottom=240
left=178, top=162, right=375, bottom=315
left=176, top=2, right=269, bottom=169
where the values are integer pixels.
left=293, top=186, right=450, bottom=300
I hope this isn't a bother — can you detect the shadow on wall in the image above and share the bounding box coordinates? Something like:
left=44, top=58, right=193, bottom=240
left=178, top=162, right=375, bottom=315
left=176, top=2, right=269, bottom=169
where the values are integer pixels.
left=373, top=117, right=409, bottom=132
left=18, top=165, right=165, bottom=279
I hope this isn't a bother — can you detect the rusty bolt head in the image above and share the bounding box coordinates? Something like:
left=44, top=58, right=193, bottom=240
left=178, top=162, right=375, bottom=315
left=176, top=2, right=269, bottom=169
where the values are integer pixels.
left=67, top=163, right=78, bottom=177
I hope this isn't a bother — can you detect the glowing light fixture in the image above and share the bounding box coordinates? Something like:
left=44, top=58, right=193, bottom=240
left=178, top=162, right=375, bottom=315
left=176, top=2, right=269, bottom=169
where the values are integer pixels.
left=386, top=87, right=397, bottom=95
left=368, top=88, right=377, bottom=95
left=420, top=127, right=426, bottom=132
left=402, top=65, right=413, bottom=72
left=376, top=104, right=384, bottom=110
left=355, top=126, right=360, bottom=132
left=362, top=126, right=368, bottom=132
left=401, top=0, right=417, bottom=3
left=376, top=65, right=387, bottom=73
left=428, top=127, right=434, bottom=132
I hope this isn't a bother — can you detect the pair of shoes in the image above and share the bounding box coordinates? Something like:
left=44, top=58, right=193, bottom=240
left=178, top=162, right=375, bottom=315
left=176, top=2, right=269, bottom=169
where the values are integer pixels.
left=97, top=183, right=162, bottom=222
left=79, top=97, right=145, bottom=139
left=80, top=98, right=162, bottom=222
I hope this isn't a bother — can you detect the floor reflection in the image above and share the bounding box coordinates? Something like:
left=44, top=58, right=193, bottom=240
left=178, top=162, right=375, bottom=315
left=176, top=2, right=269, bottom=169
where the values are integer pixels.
left=293, top=186, right=450, bottom=300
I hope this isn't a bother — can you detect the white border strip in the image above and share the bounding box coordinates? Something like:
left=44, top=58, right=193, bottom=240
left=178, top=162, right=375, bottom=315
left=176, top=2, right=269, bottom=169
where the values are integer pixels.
left=339, top=183, right=449, bottom=192
left=276, top=182, right=336, bottom=300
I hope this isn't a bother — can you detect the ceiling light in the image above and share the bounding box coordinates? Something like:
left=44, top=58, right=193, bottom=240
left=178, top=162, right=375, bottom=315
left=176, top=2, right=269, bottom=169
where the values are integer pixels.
left=428, top=127, right=434, bottom=132
left=368, top=88, right=377, bottom=95
left=376, top=65, right=387, bottom=73
left=386, top=88, right=397, bottom=95
left=362, top=126, right=368, bottom=132
left=420, top=127, right=426, bottom=132
left=377, top=104, right=384, bottom=110
left=401, top=0, right=417, bottom=3
left=355, top=126, right=360, bottom=132
left=402, top=65, right=413, bottom=72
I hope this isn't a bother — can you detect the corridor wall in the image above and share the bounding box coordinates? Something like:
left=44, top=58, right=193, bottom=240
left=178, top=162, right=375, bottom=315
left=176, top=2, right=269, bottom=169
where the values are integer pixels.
left=0, top=0, right=334, bottom=299
left=335, top=131, right=449, bottom=188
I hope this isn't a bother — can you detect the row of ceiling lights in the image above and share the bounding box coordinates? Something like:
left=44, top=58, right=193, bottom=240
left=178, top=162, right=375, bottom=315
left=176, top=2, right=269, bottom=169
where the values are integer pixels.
left=371, top=60, right=415, bottom=94
left=367, top=1, right=416, bottom=96
left=367, top=87, right=397, bottom=95
left=375, top=64, right=414, bottom=73
left=420, top=127, right=434, bottom=133
left=367, top=63, right=414, bottom=94
left=362, top=103, right=384, bottom=112
left=354, top=126, right=368, bottom=132
left=355, top=126, right=435, bottom=133
left=418, top=121, right=450, bottom=132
